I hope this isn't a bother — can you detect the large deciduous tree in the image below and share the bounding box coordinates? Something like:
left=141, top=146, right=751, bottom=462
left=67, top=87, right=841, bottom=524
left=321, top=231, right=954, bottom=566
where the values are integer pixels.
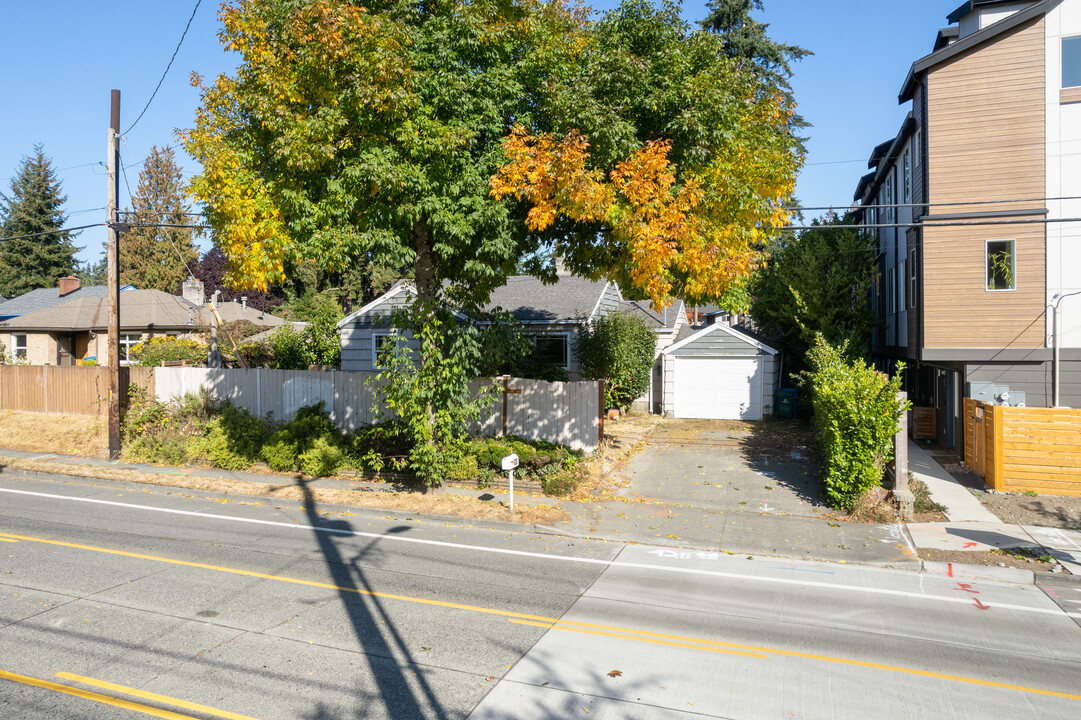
left=0, top=145, right=78, bottom=297
left=184, top=0, right=801, bottom=310
left=120, top=145, right=201, bottom=293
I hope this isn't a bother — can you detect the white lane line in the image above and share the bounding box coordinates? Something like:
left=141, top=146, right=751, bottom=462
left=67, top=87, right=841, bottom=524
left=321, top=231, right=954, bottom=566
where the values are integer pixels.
left=2, top=486, right=1079, bottom=620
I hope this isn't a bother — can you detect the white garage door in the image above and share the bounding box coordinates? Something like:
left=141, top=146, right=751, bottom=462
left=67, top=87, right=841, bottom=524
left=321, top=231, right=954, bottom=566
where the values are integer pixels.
left=672, top=357, right=762, bottom=420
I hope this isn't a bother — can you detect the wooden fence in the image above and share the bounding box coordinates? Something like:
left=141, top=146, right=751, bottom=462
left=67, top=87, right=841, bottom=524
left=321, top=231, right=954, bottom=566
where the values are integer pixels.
left=964, top=399, right=1081, bottom=496
left=0, top=365, right=154, bottom=417
left=153, top=368, right=603, bottom=452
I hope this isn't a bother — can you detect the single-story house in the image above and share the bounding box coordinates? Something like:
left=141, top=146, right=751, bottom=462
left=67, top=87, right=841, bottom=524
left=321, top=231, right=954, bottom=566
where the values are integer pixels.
left=1, top=286, right=286, bottom=366
left=658, top=322, right=779, bottom=420
left=338, top=275, right=625, bottom=378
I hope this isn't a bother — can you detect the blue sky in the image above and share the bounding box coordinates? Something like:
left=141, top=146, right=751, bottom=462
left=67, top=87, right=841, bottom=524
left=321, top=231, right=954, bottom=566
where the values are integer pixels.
left=0, top=1, right=960, bottom=267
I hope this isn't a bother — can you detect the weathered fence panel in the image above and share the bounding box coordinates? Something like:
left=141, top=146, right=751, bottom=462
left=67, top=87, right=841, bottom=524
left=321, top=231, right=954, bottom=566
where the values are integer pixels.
left=0, top=365, right=112, bottom=416
left=964, top=400, right=1081, bottom=496
left=154, top=368, right=602, bottom=451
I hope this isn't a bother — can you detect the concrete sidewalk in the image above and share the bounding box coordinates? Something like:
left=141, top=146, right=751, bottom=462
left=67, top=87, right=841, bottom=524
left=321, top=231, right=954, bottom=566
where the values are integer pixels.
left=908, top=440, right=1000, bottom=522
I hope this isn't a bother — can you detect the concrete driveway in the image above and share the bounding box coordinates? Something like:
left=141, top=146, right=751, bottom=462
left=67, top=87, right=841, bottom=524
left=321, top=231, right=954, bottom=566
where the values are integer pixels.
left=613, top=418, right=828, bottom=518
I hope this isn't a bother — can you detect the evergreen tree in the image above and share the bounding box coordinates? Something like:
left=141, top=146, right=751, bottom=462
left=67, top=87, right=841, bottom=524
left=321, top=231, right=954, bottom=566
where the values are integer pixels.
left=120, top=145, right=200, bottom=293
left=701, top=0, right=811, bottom=136
left=0, top=145, right=79, bottom=297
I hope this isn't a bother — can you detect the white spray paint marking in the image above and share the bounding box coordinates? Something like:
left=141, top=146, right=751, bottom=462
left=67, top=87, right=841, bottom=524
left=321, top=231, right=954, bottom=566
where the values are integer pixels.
left=1, top=486, right=1079, bottom=619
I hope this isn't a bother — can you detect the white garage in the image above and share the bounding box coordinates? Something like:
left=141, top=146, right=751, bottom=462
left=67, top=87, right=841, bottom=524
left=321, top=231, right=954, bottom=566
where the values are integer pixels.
left=660, top=324, right=779, bottom=420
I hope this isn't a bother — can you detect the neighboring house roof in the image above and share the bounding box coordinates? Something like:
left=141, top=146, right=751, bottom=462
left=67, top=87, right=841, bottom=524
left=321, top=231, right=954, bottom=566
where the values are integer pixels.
left=0, top=285, right=127, bottom=320
left=622, top=300, right=684, bottom=330
left=339, top=275, right=620, bottom=328
left=899, top=0, right=1053, bottom=101
left=662, top=322, right=778, bottom=356
left=946, top=0, right=1034, bottom=24
left=211, top=300, right=287, bottom=327
left=0, top=289, right=201, bottom=332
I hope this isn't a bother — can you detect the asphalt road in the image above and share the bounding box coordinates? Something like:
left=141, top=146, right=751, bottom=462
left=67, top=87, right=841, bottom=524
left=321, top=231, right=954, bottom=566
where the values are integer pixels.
left=1, top=470, right=1080, bottom=719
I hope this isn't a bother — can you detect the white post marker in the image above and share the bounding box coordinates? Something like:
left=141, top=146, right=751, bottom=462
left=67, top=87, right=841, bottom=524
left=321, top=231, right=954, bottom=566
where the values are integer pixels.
left=501, top=453, right=519, bottom=511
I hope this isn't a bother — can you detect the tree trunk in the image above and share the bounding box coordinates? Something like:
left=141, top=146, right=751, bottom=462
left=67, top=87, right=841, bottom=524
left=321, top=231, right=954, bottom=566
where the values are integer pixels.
left=413, top=215, right=439, bottom=305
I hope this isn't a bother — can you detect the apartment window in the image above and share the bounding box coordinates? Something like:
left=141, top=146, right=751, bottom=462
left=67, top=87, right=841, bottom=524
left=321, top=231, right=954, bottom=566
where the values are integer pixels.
left=898, top=259, right=906, bottom=310
left=887, top=267, right=896, bottom=314
left=913, top=130, right=921, bottom=167
left=12, top=334, right=27, bottom=360
left=120, top=333, right=142, bottom=363
left=532, top=334, right=570, bottom=369
left=909, top=247, right=918, bottom=308
left=986, top=240, right=1016, bottom=291
left=903, top=148, right=911, bottom=204
left=1064, top=36, right=1081, bottom=88
left=884, top=175, right=894, bottom=224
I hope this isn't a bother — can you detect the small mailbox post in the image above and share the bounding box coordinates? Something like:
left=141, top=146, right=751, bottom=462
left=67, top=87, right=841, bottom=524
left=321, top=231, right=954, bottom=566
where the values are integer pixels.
left=501, top=453, right=519, bottom=511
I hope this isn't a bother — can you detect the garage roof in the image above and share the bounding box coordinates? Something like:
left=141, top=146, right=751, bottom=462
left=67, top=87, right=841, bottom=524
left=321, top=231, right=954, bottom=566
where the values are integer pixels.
left=662, top=322, right=778, bottom=356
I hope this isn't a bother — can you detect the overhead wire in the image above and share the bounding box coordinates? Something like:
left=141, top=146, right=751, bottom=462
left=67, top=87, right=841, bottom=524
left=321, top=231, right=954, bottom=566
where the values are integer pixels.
left=122, top=0, right=204, bottom=135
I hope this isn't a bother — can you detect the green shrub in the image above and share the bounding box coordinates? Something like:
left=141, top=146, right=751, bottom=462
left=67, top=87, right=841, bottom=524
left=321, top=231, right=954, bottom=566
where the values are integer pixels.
left=572, top=312, right=655, bottom=410
left=259, top=402, right=344, bottom=473
left=299, top=436, right=345, bottom=477
left=800, top=336, right=909, bottom=510
left=202, top=405, right=268, bottom=470
left=262, top=432, right=299, bottom=472
left=445, top=455, right=479, bottom=482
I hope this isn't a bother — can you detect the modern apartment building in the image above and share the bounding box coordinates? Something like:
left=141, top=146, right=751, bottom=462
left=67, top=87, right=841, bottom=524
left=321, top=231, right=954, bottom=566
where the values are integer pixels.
left=853, top=0, right=1081, bottom=449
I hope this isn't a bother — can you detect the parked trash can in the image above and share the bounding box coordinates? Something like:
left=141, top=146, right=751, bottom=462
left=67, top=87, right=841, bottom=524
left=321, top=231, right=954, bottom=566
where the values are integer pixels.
left=774, top=388, right=798, bottom=419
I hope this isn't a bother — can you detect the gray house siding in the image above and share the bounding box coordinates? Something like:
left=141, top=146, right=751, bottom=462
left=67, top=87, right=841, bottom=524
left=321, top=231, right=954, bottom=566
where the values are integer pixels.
left=340, top=289, right=413, bottom=372
left=595, top=282, right=623, bottom=318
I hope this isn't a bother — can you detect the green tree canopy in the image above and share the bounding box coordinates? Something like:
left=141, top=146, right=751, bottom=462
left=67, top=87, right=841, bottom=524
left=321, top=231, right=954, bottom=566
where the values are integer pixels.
left=184, top=0, right=802, bottom=310
left=0, top=145, right=78, bottom=297
left=572, top=311, right=656, bottom=410
left=749, top=216, right=876, bottom=376
left=120, top=145, right=200, bottom=293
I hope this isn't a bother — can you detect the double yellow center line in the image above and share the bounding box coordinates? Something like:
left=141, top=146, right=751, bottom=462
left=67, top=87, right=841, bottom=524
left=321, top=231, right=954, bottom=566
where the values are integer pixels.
left=3, top=530, right=1081, bottom=705
left=0, top=668, right=259, bottom=719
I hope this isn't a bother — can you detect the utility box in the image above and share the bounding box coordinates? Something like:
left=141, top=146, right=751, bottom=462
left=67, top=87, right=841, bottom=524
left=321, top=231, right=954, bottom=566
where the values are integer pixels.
left=1008, top=390, right=1026, bottom=407
left=967, top=381, right=996, bottom=404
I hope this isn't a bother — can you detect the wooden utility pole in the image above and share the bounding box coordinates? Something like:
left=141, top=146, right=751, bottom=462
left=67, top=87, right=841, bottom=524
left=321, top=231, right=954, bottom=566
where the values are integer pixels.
left=107, top=90, right=121, bottom=459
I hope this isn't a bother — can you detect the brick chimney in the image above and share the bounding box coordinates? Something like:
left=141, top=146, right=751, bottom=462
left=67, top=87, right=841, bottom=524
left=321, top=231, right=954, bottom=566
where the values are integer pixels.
left=182, top=278, right=205, bottom=306
left=58, top=276, right=80, bottom=297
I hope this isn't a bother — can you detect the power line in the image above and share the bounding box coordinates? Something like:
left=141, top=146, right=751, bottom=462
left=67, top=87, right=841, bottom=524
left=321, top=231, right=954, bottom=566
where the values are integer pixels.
left=800, top=196, right=1081, bottom=213
left=123, top=0, right=203, bottom=135
left=0, top=223, right=105, bottom=242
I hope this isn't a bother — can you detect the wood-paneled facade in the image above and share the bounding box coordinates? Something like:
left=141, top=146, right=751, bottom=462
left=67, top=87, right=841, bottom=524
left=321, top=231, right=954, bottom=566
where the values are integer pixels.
left=854, top=1, right=1081, bottom=452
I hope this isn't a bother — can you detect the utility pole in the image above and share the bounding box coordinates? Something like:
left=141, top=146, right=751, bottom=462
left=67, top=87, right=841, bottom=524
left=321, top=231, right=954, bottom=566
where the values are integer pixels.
left=107, top=90, right=121, bottom=459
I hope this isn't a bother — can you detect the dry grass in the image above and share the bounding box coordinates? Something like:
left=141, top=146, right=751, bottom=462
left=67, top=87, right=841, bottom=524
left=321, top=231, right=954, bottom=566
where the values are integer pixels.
left=0, top=411, right=107, bottom=457
left=0, top=455, right=567, bottom=526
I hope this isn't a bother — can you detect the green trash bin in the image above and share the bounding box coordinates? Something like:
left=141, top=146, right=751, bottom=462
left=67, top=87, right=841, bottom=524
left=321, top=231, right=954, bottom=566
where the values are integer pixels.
left=774, top=388, right=798, bottom=419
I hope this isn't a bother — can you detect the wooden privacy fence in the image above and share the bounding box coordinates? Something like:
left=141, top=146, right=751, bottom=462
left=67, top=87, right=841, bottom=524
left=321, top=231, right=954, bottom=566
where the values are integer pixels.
left=0, top=365, right=154, bottom=417
left=153, top=368, right=603, bottom=452
left=964, top=398, right=1081, bottom=496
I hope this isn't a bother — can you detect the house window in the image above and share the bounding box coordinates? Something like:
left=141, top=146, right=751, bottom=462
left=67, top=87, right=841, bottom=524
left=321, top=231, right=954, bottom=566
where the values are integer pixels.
left=120, top=334, right=142, bottom=363
left=986, top=240, right=1016, bottom=291
left=1064, top=36, right=1081, bottom=88
left=372, top=331, right=398, bottom=367
left=913, top=130, right=921, bottom=167
left=12, top=334, right=27, bottom=360
left=898, top=259, right=906, bottom=310
left=532, top=334, right=569, bottom=369
left=909, top=247, right=918, bottom=308
left=903, top=148, right=911, bottom=204
left=884, top=175, right=894, bottom=224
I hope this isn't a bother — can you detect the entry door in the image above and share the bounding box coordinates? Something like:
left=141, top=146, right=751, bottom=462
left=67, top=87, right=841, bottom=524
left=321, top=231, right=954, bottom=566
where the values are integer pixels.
left=672, top=357, right=761, bottom=420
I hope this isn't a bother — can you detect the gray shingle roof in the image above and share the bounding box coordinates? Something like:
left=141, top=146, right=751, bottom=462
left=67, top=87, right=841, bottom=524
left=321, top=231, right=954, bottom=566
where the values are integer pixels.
left=210, top=300, right=287, bottom=327
left=0, top=290, right=201, bottom=331
left=482, top=275, right=609, bottom=323
left=0, top=285, right=110, bottom=319
left=622, top=300, right=682, bottom=329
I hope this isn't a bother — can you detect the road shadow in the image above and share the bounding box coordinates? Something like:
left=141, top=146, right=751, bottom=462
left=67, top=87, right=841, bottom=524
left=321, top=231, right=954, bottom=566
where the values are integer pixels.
left=295, top=480, right=449, bottom=720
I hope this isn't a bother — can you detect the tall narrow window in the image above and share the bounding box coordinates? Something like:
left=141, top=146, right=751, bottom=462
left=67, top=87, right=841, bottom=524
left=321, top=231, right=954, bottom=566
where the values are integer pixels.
left=913, top=130, right=921, bottom=167
left=986, top=240, right=1016, bottom=291
left=909, top=247, right=919, bottom=308
left=1063, top=36, right=1081, bottom=88
left=903, top=148, right=911, bottom=204
left=887, top=267, right=896, bottom=314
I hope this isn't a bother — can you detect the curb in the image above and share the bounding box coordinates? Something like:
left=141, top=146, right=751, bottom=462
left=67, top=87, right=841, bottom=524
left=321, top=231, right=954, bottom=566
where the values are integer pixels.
left=921, top=560, right=1035, bottom=584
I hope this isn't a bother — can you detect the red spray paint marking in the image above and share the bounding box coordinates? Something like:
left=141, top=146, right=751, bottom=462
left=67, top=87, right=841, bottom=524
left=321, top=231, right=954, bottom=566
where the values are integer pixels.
left=956, top=583, right=979, bottom=594
left=962, top=542, right=979, bottom=549
left=947, top=563, right=953, bottom=577
left=973, top=598, right=991, bottom=610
